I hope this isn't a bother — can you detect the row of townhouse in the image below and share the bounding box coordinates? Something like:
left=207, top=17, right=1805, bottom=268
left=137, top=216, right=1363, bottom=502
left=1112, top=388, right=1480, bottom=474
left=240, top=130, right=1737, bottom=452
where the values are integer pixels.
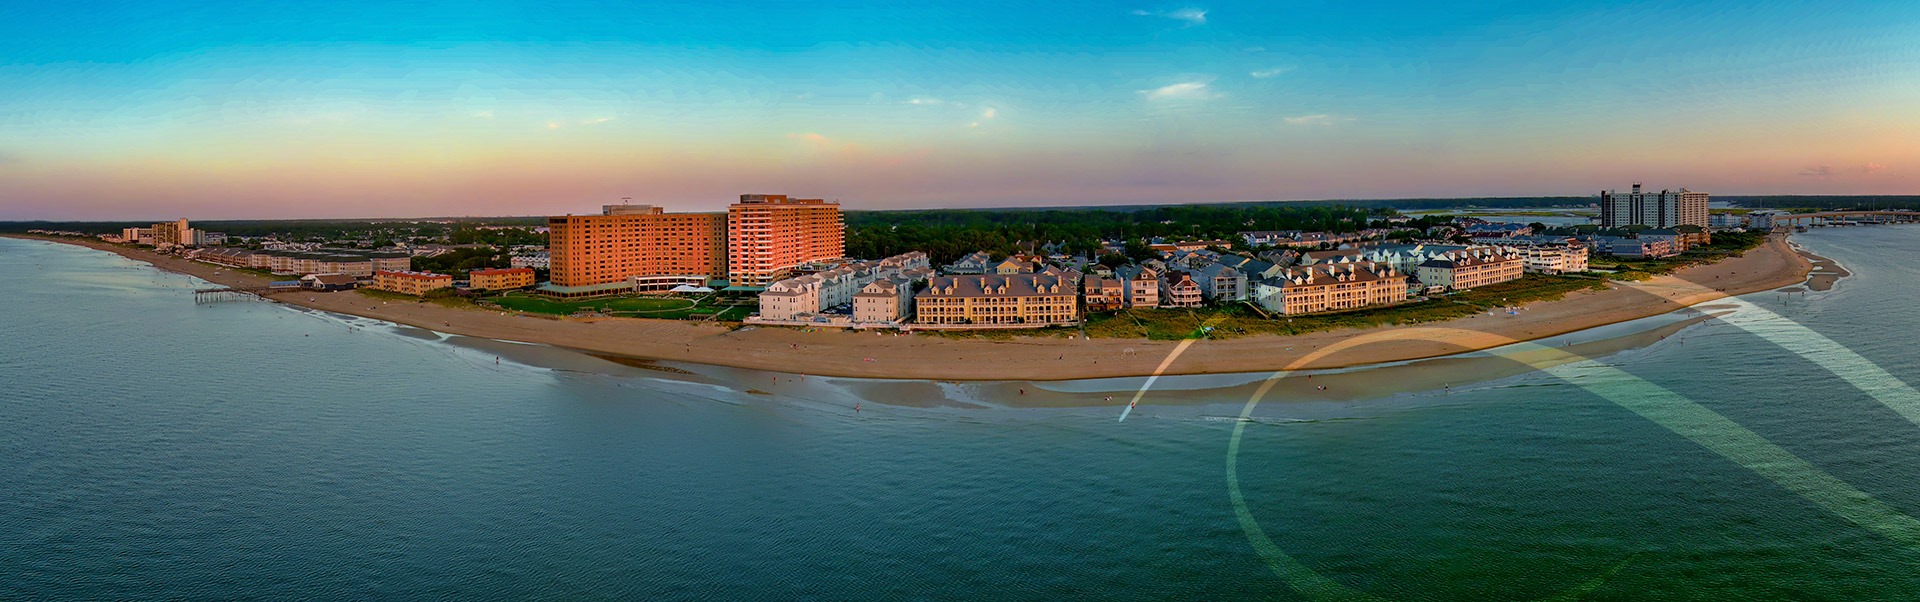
left=913, top=274, right=1080, bottom=327
left=754, top=252, right=933, bottom=323
left=1250, top=262, right=1410, bottom=315
left=1414, top=248, right=1526, bottom=291
left=189, top=247, right=411, bottom=276
left=1479, top=236, right=1591, bottom=274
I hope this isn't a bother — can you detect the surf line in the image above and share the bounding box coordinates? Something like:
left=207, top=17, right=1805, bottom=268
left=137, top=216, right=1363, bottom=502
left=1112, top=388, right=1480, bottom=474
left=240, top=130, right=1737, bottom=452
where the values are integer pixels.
left=1118, top=316, right=1228, bottom=423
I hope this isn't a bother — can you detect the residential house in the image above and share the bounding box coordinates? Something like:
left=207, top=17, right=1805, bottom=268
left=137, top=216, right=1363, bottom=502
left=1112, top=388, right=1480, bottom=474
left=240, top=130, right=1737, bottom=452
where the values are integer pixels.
left=1194, top=263, right=1247, bottom=301
left=1160, top=271, right=1203, bottom=308
left=1116, top=265, right=1161, bottom=309
left=1083, top=276, right=1126, bottom=312
left=945, top=251, right=993, bottom=275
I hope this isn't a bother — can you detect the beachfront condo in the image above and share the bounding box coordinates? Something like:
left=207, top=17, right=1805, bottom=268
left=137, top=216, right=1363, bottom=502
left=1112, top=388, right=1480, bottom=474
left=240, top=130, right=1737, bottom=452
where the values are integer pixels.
left=470, top=267, right=537, bottom=291
left=727, top=194, right=844, bottom=287
left=913, top=274, right=1080, bottom=327
left=1415, top=249, right=1525, bottom=291
left=372, top=270, right=454, bottom=296
left=1251, top=261, right=1409, bottom=315
left=546, top=205, right=728, bottom=290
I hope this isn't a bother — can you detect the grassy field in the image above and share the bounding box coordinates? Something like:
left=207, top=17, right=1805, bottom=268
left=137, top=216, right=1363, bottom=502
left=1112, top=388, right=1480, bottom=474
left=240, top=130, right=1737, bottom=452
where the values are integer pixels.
left=1083, top=274, right=1608, bottom=340
left=479, top=291, right=756, bottom=321
left=1591, top=231, right=1767, bottom=278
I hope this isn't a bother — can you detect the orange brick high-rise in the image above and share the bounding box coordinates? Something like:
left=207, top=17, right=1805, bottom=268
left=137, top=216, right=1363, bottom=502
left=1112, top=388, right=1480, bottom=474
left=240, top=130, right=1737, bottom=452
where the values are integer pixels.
left=727, top=194, right=844, bottom=287
left=547, top=205, right=727, bottom=287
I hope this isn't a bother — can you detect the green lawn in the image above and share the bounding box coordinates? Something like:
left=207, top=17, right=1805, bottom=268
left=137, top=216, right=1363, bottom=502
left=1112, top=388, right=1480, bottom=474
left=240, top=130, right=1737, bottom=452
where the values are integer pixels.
left=479, top=291, right=755, bottom=321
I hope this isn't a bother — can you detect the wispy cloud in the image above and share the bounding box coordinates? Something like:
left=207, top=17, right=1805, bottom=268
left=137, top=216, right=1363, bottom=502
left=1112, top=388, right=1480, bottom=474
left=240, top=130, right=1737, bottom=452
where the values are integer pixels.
left=1131, top=7, right=1207, bottom=26
left=581, top=117, right=614, bottom=125
left=1250, top=66, right=1293, bottom=79
left=1283, top=114, right=1354, bottom=126
left=905, top=97, right=946, bottom=106
left=969, top=107, right=999, bottom=128
left=471, top=110, right=495, bottom=119
left=1863, top=162, right=1887, bottom=174
left=1799, top=165, right=1834, bottom=178
left=1141, top=81, right=1218, bottom=101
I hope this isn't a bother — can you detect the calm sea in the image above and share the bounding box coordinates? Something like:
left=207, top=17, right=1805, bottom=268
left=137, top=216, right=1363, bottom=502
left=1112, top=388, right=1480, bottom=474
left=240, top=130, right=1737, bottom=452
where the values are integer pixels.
left=3, top=226, right=1919, bottom=600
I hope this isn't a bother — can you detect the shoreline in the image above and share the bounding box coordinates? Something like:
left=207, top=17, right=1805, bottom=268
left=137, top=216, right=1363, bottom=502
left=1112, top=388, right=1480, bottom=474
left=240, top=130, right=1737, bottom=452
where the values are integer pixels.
left=5, top=233, right=1815, bottom=381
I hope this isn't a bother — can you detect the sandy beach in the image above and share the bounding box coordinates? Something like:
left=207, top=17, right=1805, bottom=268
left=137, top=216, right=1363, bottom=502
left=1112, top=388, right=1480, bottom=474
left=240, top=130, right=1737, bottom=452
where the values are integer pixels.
left=8, top=233, right=1813, bottom=381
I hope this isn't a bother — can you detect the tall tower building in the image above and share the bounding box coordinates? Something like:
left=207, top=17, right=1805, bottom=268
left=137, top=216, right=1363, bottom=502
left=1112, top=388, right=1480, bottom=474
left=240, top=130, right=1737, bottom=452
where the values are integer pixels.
left=727, top=194, right=844, bottom=287
left=1599, top=184, right=1708, bottom=229
left=546, top=205, right=727, bottom=288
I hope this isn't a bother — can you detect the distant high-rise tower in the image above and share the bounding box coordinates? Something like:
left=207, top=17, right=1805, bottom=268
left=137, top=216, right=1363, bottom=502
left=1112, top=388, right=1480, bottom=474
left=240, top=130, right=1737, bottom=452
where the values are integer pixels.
left=727, top=194, right=845, bottom=287
left=1600, top=183, right=1707, bottom=229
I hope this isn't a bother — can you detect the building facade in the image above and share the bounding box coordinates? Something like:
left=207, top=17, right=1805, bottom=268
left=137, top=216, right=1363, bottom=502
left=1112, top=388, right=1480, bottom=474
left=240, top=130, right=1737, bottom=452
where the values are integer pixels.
left=1251, top=262, right=1407, bottom=315
left=727, top=194, right=845, bottom=287
left=1082, top=275, right=1126, bottom=312
left=1415, top=250, right=1525, bottom=291
left=373, top=270, right=454, bottom=296
left=1160, top=271, right=1203, bottom=308
left=1600, top=183, right=1709, bottom=229
left=913, top=274, right=1079, bottom=327
left=546, top=205, right=727, bottom=288
left=853, top=278, right=914, bottom=324
left=470, top=267, right=537, bottom=291
left=1117, top=266, right=1160, bottom=309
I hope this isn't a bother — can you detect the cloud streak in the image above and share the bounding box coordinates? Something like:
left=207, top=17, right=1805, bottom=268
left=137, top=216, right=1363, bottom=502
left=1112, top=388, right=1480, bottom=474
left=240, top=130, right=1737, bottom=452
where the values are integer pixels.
left=1250, top=66, right=1292, bottom=78
left=1131, top=7, right=1207, bottom=26
left=1141, top=81, right=1218, bottom=101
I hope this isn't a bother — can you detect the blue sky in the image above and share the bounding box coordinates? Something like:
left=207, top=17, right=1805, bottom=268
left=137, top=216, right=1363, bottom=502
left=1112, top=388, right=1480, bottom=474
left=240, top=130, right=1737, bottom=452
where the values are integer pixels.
left=2, top=1, right=1916, bottom=219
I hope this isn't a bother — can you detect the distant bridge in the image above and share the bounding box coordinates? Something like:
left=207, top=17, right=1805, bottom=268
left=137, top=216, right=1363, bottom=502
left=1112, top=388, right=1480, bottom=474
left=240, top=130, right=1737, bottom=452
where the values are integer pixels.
left=1769, top=210, right=1920, bottom=227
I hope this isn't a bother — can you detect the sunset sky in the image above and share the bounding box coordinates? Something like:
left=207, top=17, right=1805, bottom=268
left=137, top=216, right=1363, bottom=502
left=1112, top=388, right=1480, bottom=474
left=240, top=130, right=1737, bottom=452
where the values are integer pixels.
left=2, top=1, right=1917, bottom=219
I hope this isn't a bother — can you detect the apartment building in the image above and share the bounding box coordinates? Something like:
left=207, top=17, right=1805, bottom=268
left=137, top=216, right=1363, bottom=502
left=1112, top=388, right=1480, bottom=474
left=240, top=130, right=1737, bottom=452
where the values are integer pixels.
left=547, top=205, right=727, bottom=288
left=1600, top=183, right=1709, bottom=229
left=913, top=274, right=1079, bottom=327
left=1483, top=238, right=1590, bottom=274
left=752, top=252, right=929, bottom=322
left=373, top=270, right=454, bottom=296
left=1415, top=249, right=1525, bottom=291
left=727, top=194, right=844, bottom=287
left=470, top=267, right=536, bottom=291
left=853, top=278, right=914, bottom=324
left=1252, top=261, right=1408, bottom=315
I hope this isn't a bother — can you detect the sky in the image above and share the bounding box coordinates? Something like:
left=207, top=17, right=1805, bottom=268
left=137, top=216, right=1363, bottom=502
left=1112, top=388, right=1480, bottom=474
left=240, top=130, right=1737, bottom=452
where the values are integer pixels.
left=2, top=0, right=1917, bottom=219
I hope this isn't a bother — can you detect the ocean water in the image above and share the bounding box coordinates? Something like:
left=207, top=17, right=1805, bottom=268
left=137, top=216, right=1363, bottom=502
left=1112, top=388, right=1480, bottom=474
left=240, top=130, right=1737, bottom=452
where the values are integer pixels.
left=3, top=226, right=1918, bottom=601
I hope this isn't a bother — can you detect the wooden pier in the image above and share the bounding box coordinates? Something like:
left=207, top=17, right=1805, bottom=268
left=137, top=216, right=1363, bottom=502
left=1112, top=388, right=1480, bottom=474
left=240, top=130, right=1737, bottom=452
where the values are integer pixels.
left=194, top=286, right=279, bottom=304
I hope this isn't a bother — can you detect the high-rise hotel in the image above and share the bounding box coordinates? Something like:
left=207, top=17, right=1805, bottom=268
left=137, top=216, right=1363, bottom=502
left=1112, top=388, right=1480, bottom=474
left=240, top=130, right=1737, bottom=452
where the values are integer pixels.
left=546, top=204, right=728, bottom=289
left=545, top=195, right=844, bottom=292
left=727, top=194, right=844, bottom=287
left=1599, top=183, right=1708, bottom=229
